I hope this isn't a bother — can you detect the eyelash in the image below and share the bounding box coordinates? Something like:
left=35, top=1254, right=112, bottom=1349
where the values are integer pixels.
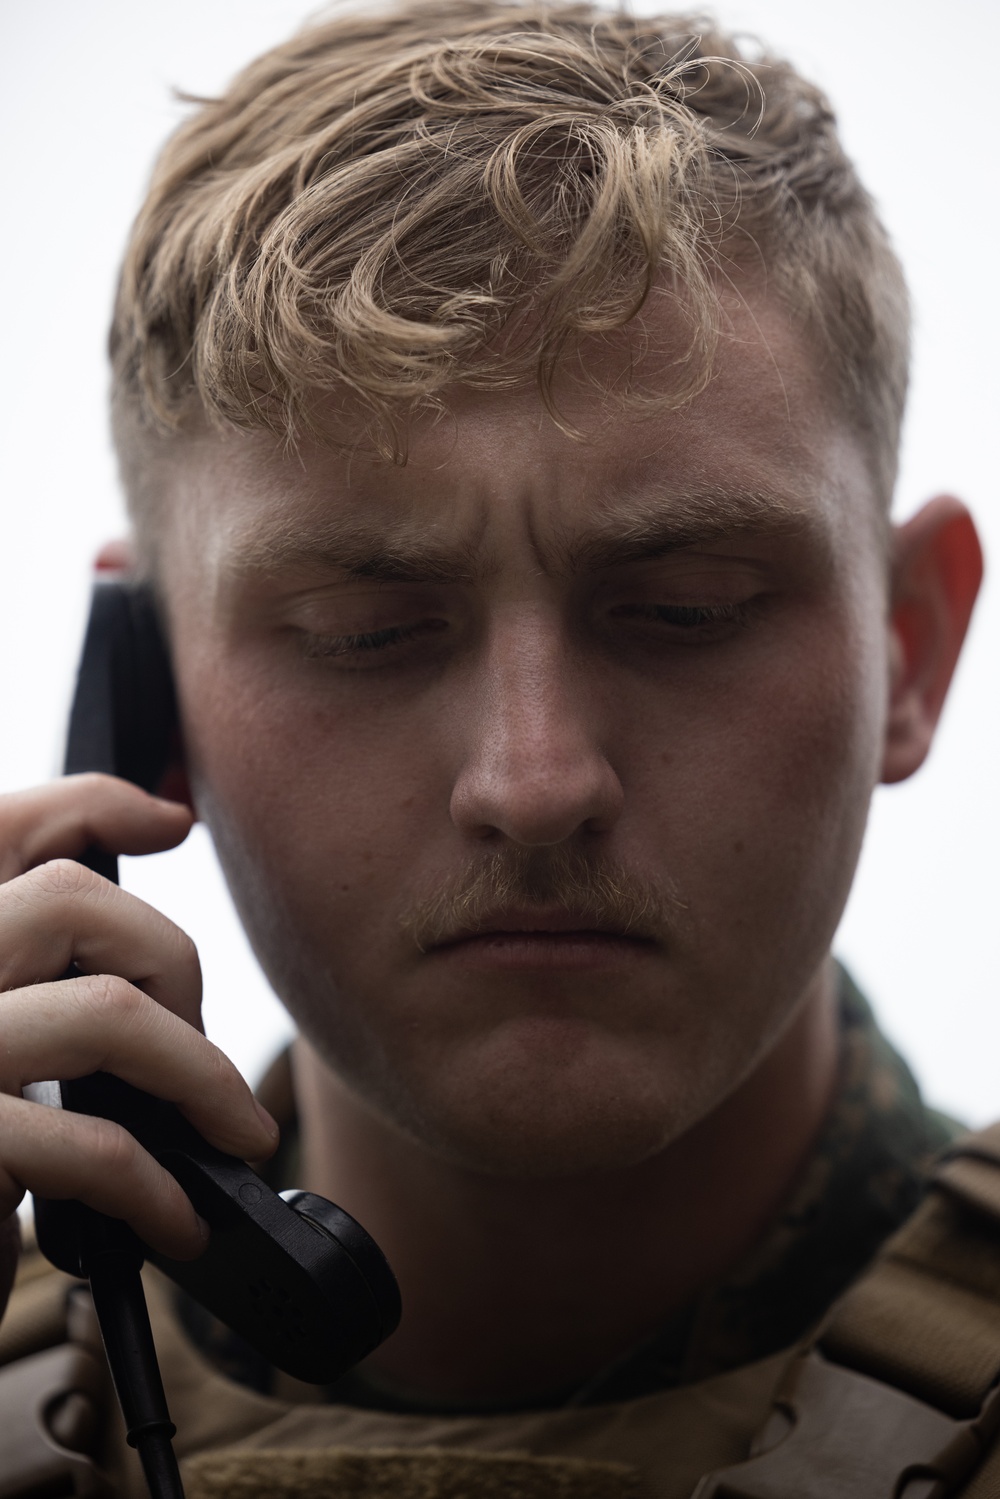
left=615, top=601, right=754, bottom=632
left=302, top=622, right=440, bottom=660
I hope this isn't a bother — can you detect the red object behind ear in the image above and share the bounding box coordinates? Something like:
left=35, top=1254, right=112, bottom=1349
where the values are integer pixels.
left=156, top=754, right=195, bottom=812
left=94, top=538, right=136, bottom=575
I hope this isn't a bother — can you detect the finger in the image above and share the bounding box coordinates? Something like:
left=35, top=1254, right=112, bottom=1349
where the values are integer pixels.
left=0, top=859, right=202, bottom=1025
left=0, top=774, right=192, bottom=884
left=0, top=1212, right=19, bottom=1318
left=0, top=972, right=277, bottom=1161
left=0, top=1093, right=209, bottom=1261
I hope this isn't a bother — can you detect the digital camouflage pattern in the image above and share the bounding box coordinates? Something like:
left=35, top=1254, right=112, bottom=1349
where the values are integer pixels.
left=176, top=967, right=962, bottom=1413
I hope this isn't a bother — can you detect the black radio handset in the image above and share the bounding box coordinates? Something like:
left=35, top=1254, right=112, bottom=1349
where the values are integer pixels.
left=28, top=580, right=402, bottom=1499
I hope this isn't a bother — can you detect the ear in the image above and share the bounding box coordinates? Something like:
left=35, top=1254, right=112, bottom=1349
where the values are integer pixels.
left=881, top=495, right=983, bottom=785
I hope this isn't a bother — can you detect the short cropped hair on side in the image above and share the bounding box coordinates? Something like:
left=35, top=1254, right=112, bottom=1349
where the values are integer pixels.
left=110, top=0, right=910, bottom=525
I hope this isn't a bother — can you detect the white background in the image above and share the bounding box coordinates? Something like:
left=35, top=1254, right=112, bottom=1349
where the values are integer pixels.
left=0, top=1, right=996, bottom=1121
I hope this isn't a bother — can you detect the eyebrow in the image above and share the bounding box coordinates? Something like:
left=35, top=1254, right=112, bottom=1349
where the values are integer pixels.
left=224, top=521, right=485, bottom=585
left=554, top=486, right=818, bottom=572
left=224, top=485, right=819, bottom=586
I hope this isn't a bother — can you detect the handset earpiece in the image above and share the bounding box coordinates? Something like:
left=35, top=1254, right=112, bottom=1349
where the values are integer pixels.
left=30, top=578, right=402, bottom=1499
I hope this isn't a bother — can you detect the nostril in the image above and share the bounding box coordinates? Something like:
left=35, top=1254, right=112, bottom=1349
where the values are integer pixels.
left=449, top=751, right=625, bottom=848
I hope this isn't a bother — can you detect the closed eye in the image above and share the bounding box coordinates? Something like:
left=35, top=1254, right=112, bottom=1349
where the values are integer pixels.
left=611, top=601, right=756, bottom=634
left=632, top=604, right=745, bottom=626
left=301, top=618, right=448, bottom=663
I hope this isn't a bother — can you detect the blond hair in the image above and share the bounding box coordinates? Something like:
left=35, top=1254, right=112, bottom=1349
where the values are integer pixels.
left=110, top=0, right=909, bottom=504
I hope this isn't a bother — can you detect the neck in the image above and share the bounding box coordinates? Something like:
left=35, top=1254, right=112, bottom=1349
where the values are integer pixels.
left=293, top=964, right=840, bottom=1405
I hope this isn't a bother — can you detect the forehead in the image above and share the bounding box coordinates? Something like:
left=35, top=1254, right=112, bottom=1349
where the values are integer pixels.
left=159, top=294, right=879, bottom=585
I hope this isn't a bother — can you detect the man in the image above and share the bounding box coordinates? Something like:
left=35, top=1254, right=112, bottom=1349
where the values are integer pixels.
left=0, top=2, right=990, bottom=1495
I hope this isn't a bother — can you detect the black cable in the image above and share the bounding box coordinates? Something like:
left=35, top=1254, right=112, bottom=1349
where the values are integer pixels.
left=41, top=947, right=187, bottom=1498
left=85, top=1217, right=186, bottom=1499
left=133, top=1430, right=186, bottom=1499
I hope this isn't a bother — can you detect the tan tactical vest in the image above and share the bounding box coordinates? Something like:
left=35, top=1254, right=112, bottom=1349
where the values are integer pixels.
left=4, top=1123, right=1000, bottom=1499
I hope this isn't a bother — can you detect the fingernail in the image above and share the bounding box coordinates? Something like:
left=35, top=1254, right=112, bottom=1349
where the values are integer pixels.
left=254, top=1099, right=279, bottom=1140
left=195, top=1214, right=211, bottom=1243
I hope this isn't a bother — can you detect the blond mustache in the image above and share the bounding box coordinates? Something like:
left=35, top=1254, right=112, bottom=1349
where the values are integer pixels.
left=401, top=845, right=690, bottom=953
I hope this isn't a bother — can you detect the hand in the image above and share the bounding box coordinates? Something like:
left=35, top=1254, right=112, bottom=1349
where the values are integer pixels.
left=0, top=774, right=279, bottom=1314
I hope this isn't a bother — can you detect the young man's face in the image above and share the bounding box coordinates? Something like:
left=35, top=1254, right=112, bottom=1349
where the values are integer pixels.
left=156, top=293, right=890, bottom=1176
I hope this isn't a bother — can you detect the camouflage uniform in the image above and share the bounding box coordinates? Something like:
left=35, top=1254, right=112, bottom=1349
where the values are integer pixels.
left=7, top=968, right=998, bottom=1499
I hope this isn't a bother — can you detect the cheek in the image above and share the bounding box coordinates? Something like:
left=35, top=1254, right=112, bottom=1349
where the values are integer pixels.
left=647, top=599, right=889, bottom=975
left=733, top=630, right=883, bottom=815
left=179, top=659, right=447, bottom=969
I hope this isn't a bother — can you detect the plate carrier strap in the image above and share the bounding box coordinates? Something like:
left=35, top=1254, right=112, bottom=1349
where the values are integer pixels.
left=695, top=1122, right=1000, bottom=1499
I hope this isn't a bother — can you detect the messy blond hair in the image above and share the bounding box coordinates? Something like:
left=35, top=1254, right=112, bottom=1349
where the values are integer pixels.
left=110, top=0, right=909, bottom=504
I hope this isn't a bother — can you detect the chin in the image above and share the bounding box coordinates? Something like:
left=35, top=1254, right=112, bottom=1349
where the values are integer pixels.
left=377, top=1027, right=709, bottom=1179
left=419, top=1115, right=680, bottom=1179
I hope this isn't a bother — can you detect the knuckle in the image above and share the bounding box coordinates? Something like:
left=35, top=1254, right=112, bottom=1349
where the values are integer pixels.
left=78, top=971, right=145, bottom=1026
left=0, top=780, right=121, bottom=885
left=84, top=1115, right=141, bottom=1180
left=32, top=858, right=102, bottom=900
left=171, top=926, right=202, bottom=986
left=67, top=771, right=121, bottom=798
left=204, top=1039, right=239, bottom=1095
left=0, top=860, right=92, bottom=928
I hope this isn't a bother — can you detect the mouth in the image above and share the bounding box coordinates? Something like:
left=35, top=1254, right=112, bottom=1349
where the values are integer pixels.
left=426, top=909, right=658, bottom=971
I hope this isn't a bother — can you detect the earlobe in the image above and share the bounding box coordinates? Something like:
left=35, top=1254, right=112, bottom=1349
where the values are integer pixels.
left=881, top=495, right=983, bottom=785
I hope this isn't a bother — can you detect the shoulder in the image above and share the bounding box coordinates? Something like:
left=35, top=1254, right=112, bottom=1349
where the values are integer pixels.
left=0, top=1228, right=110, bottom=1497
left=697, top=1121, right=1000, bottom=1498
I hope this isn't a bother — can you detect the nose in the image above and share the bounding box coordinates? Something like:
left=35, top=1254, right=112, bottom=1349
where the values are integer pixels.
left=448, top=610, right=624, bottom=846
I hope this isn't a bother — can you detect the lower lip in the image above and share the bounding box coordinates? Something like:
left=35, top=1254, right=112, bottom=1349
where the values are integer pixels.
left=430, top=932, right=655, bottom=971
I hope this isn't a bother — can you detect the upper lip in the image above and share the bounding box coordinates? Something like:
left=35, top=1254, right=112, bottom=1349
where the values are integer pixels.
left=431, top=908, right=645, bottom=947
